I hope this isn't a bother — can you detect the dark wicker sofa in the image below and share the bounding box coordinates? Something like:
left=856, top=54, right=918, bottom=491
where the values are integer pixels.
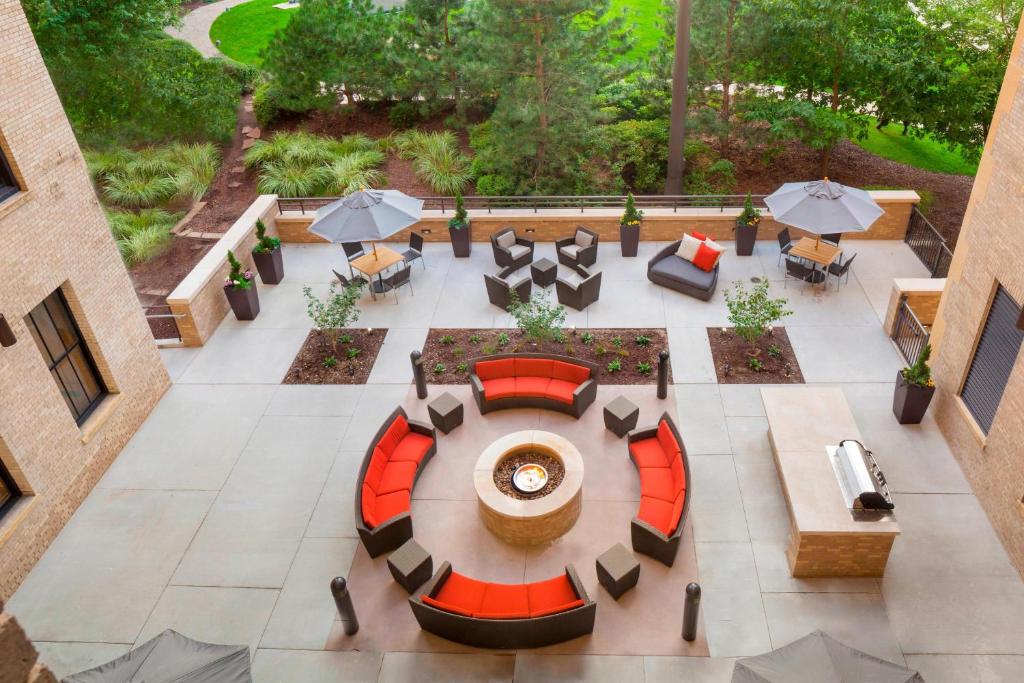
left=647, top=240, right=719, bottom=301
left=626, top=412, right=691, bottom=566
left=355, top=406, right=437, bottom=558
left=469, top=353, right=599, bottom=418
left=490, top=227, right=535, bottom=271
left=409, top=561, right=596, bottom=649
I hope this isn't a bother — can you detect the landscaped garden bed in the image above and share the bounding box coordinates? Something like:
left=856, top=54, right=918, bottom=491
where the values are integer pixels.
left=708, top=326, right=805, bottom=384
left=420, top=328, right=671, bottom=385
left=283, top=327, right=387, bottom=384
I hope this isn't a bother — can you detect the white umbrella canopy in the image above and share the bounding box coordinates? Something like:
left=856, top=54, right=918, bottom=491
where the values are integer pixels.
left=308, top=188, right=424, bottom=248
left=764, top=179, right=883, bottom=239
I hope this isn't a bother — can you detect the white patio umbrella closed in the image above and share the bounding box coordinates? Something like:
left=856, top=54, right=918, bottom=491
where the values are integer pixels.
left=764, top=179, right=883, bottom=247
left=308, top=188, right=424, bottom=257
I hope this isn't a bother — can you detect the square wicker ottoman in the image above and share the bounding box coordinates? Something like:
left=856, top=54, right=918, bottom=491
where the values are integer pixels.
left=427, top=391, right=464, bottom=434
left=387, top=539, right=433, bottom=594
left=604, top=395, right=639, bottom=438
left=596, top=542, right=640, bottom=599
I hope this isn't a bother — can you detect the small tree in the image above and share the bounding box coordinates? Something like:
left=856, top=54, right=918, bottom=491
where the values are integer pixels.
left=737, top=192, right=761, bottom=228
left=224, top=250, right=254, bottom=289
left=901, top=343, right=933, bottom=387
left=448, top=191, right=468, bottom=229
left=508, top=292, right=567, bottom=345
left=621, top=192, right=644, bottom=226
left=724, top=280, right=792, bottom=346
left=253, top=218, right=281, bottom=254
left=303, top=281, right=363, bottom=349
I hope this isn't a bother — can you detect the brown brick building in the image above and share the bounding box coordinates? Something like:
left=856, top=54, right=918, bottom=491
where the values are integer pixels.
left=0, top=0, right=169, bottom=601
left=930, top=21, right=1024, bottom=576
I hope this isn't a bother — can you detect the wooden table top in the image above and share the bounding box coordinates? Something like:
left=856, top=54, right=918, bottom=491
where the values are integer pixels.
left=350, top=245, right=404, bottom=277
left=789, top=237, right=842, bottom=267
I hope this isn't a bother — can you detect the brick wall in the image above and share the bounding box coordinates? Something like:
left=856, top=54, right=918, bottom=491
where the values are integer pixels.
left=0, top=0, right=170, bottom=599
left=929, top=15, right=1024, bottom=577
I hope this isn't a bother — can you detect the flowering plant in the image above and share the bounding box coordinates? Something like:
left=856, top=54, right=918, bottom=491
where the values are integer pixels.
left=737, top=192, right=761, bottom=228
left=224, top=249, right=255, bottom=290
left=621, top=192, right=643, bottom=226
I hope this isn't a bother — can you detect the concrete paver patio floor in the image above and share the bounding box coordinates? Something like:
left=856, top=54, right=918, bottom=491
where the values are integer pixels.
left=9, top=241, right=1024, bottom=681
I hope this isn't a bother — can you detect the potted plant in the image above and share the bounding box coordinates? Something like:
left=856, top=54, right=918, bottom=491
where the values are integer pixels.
left=448, top=191, right=472, bottom=257
left=620, top=193, right=643, bottom=257
left=251, top=219, right=284, bottom=284
left=224, top=249, right=259, bottom=320
left=893, top=344, right=935, bottom=424
left=735, top=192, right=761, bottom=256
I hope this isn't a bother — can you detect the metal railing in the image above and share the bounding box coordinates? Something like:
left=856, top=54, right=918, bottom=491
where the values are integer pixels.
left=891, top=296, right=930, bottom=364
left=905, top=207, right=953, bottom=278
left=144, top=305, right=184, bottom=345
left=276, top=194, right=768, bottom=216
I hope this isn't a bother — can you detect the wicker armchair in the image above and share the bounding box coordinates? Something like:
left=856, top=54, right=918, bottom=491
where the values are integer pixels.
left=484, top=266, right=532, bottom=311
left=490, top=227, right=535, bottom=270
left=555, top=265, right=602, bottom=311
left=555, top=226, right=599, bottom=268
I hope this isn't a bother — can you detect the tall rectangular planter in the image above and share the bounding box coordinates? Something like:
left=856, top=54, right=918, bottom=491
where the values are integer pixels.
left=735, top=224, right=757, bottom=256
left=449, top=223, right=472, bottom=257
left=253, top=247, right=284, bottom=285
left=225, top=285, right=260, bottom=321
left=892, top=371, right=934, bottom=424
left=620, top=224, right=639, bottom=257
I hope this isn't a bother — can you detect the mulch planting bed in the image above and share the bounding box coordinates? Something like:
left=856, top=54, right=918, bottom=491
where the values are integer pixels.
left=494, top=452, right=565, bottom=501
left=420, top=328, right=671, bottom=385
left=283, top=328, right=388, bottom=384
left=707, top=327, right=805, bottom=384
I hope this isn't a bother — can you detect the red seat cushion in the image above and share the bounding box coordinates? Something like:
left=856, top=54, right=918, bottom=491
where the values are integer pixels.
left=360, top=483, right=378, bottom=528
left=483, top=377, right=517, bottom=400
left=435, top=572, right=488, bottom=613
left=514, top=358, right=554, bottom=378
left=421, top=595, right=473, bottom=617
left=364, top=447, right=388, bottom=491
left=639, top=466, right=676, bottom=502
left=629, top=438, right=669, bottom=469
left=391, top=432, right=433, bottom=464
left=550, top=361, right=590, bottom=384
left=377, top=460, right=418, bottom=495
left=543, top=379, right=578, bottom=405
left=527, top=575, right=578, bottom=614
left=514, top=376, right=550, bottom=397
left=530, top=599, right=585, bottom=618
left=475, top=359, right=515, bottom=381
left=692, top=242, right=720, bottom=272
left=378, top=415, right=411, bottom=457
left=657, top=421, right=680, bottom=459
left=479, top=583, right=530, bottom=616
left=372, top=489, right=411, bottom=527
left=638, top=495, right=676, bottom=535
left=670, top=454, right=686, bottom=491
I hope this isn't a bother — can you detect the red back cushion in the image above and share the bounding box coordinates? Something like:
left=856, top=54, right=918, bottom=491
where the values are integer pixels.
left=360, top=483, right=378, bottom=528
left=692, top=242, right=720, bottom=272
left=550, top=360, right=590, bottom=384
left=365, top=446, right=388, bottom=491
left=691, top=231, right=708, bottom=241
left=421, top=595, right=473, bottom=617
left=475, top=358, right=515, bottom=380
left=657, top=420, right=679, bottom=459
left=531, top=599, right=584, bottom=618
left=671, top=489, right=686, bottom=534
left=514, top=357, right=554, bottom=378
left=671, top=454, right=686, bottom=492
left=378, top=415, right=410, bottom=456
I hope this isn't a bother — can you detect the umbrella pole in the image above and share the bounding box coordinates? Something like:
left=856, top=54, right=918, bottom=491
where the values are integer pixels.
left=815, top=234, right=821, bottom=250
left=372, top=242, right=378, bottom=259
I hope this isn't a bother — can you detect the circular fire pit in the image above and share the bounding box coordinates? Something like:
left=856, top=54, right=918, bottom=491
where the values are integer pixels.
left=474, top=430, right=583, bottom=546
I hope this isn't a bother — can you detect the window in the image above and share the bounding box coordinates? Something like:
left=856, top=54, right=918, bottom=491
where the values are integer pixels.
left=0, top=147, right=17, bottom=203
left=960, top=285, right=1024, bottom=435
left=0, top=460, right=20, bottom=519
left=25, top=290, right=108, bottom=424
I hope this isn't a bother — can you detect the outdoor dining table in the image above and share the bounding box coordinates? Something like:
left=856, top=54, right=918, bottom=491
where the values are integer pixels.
left=788, top=237, right=842, bottom=284
left=351, top=245, right=405, bottom=300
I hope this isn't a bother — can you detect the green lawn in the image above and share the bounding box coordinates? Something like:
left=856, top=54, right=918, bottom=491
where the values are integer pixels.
left=854, top=118, right=977, bottom=176
left=209, top=0, right=296, bottom=66
left=610, top=0, right=664, bottom=61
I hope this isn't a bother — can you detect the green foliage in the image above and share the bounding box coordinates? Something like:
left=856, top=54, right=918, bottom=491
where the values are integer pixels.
left=468, top=334, right=482, bottom=344
left=748, top=356, right=765, bottom=372
left=634, top=334, right=651, bottom=347
left=209, top=0, right=296, bottom=66
left=604, top=122, right=669, bottom=194
left=508, top=293, right=568, bottom=345
left=611, top=336, right=624, bottom=349
left=106, top=209, right=180, bottom=266
left=210, top=56, right=264, bottom=92
left=452, top=346, right=465, bottom=358
left=606, top=358, right=622, bottom=373
left=440, top=335, right=456, bottom=345
left=902, top=343, right=933, bottom=388
left=225, top=250, right=254, bottom=290
left=246, top=132, right=386, bottom=197
left=395, top=130, right=473, bottom=195
left=449, top=192, right=469, bottom=229
left=168, top=143, right=221, bottom=202
left=595, top=344, right=607, bottom=356
left=682, top=141, right=737, bottom=194
left=737, top=192, right=761, bottom=228
left=388, top=101, right=423, bottom=129
left=621, top=192, right=645, bottom=226
left=253, top=80, right=285, bottom=127
left=636, top=361, right=653, bottom=376
left=346, top=347, right=361, bottom=359
left=253, top=219, right=281, bottom=255
left=322, top=356, right=338, bottom=368
left=433, top=362, right=447, bottom=374
left=581, top=331, right=595, bottom=345
left=767, top=344, right=782, bottom=359
left=457, top=362, right=470, bottom=373
left=339, top=334, right=353, bottom=343
left=474, top=174, right=515, bottom=197
left=744, top=98, right=865, bottom=176
left=482, top=342, right=497, bottom=355
left=595, top=76, right=670, bottom=122
left=724, top=280, right=793, bottom=344
left=323, top=151, right=388, bottom=195
left=88, top=144, right=220, bottom=208
left=102, top=171, right=179, bottom=209
left=303, top=281, right=364, bottom=344
left=497, top=332, right=510, bottom=347
left=854, top=120, right=977, bottom=176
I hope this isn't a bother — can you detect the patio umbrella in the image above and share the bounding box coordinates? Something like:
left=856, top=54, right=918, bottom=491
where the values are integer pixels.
left=64, top=629, right=252, bottom=683
left=308, top=188, right=423, bottom=258
left=764, top=179, right=883, bottom=247
left=732, top=630, right=924, bottom=683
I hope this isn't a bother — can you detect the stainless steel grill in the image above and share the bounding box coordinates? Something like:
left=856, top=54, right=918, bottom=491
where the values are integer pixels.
left=827, top=440, right=895, bottom=520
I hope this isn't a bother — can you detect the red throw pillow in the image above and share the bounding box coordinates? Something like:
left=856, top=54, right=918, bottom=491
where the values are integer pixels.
left=691, top=231, right=708, bottom=241
left=692, top=243, right=719, bottom=272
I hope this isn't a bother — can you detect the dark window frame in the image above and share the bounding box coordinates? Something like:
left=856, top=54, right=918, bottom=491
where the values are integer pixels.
left=25, top=289, right=108, bottom=425
left=0, top=459, right=20, bottom=519
left=0, top=147, right=18, bottom=203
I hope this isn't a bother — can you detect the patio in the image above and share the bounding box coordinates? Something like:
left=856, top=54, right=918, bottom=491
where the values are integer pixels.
left=9, top=238, right=1024, bottom=682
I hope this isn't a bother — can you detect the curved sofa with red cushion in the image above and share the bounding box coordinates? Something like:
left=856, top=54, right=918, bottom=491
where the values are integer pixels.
left=409, top=561, right=596, bottom=648
left=627, top=412, right=691, bottom=566
left=469, top=353, right=599, bottom=418
left=355, top=406, right=437, bottom=558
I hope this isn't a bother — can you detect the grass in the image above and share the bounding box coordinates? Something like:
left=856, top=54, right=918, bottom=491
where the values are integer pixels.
left=209, top=0, right=296, bottom=66
left=854, top=118, right=977, bottom=176
left=609, top=0, right=663, bottom=61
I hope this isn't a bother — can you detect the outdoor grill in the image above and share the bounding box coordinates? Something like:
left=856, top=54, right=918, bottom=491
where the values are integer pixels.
left=827, top=439, right=895, bottom=518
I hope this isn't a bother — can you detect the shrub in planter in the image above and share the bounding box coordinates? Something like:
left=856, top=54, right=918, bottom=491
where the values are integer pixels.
left=252, top=219, right=284, bottom=284
left=620, top=192, right=643, bottom=257
left=724, top=280, right=793, bottom=351
left=893, top=344, right=935, bottom=424
left=303, top=280, right=363, bottom=365
left=735, top=192, right=761, bottom=256
left=508, top=291, right=567, bottom=345
left=224, top=249, right=259, bottom=320
left=448, top=191, right=472, bottom=257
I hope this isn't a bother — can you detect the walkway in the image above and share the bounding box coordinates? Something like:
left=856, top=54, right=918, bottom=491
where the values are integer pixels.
left=9, top=240, right=1024, bottom=681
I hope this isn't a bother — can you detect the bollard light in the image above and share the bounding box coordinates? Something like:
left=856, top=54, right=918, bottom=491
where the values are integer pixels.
left=0, top=315, right=16, bottom=347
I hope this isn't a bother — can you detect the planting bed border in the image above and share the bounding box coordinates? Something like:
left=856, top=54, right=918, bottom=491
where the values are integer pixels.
left=283, top=328, right=388, bottom=384
left=707, top=326, right=805, bottom=384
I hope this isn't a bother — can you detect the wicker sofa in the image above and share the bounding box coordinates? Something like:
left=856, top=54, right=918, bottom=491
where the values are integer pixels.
left=355, top=406, right=437, bottom=558
left=469, top=353, right=598, bottom=418
left=627, top=412, right=691, bottom=566
left=409, top=561, right=596, bottom=648
left=647, top=240, right=719, bottom=301
left=555, top=226, right=599, bottom=268
left=484, top=266, right=532, bottom=311
left=490, top=227, right=535, bottom=271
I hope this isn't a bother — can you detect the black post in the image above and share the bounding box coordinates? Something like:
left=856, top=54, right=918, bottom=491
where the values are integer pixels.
left=411, top=350, right=427, bottom=399
left=657, top=350, right=670, bottom=399
left=330, top=577, right=359, bottom=635
left=682, top=582, right=701, bottom=642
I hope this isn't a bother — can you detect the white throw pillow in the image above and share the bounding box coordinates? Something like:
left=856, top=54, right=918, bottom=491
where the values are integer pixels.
left=496, top=231, right=515, bottom=248
left=675, top=234, right=703, bottom=262
left=575, top=230, right=594, bottom=248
